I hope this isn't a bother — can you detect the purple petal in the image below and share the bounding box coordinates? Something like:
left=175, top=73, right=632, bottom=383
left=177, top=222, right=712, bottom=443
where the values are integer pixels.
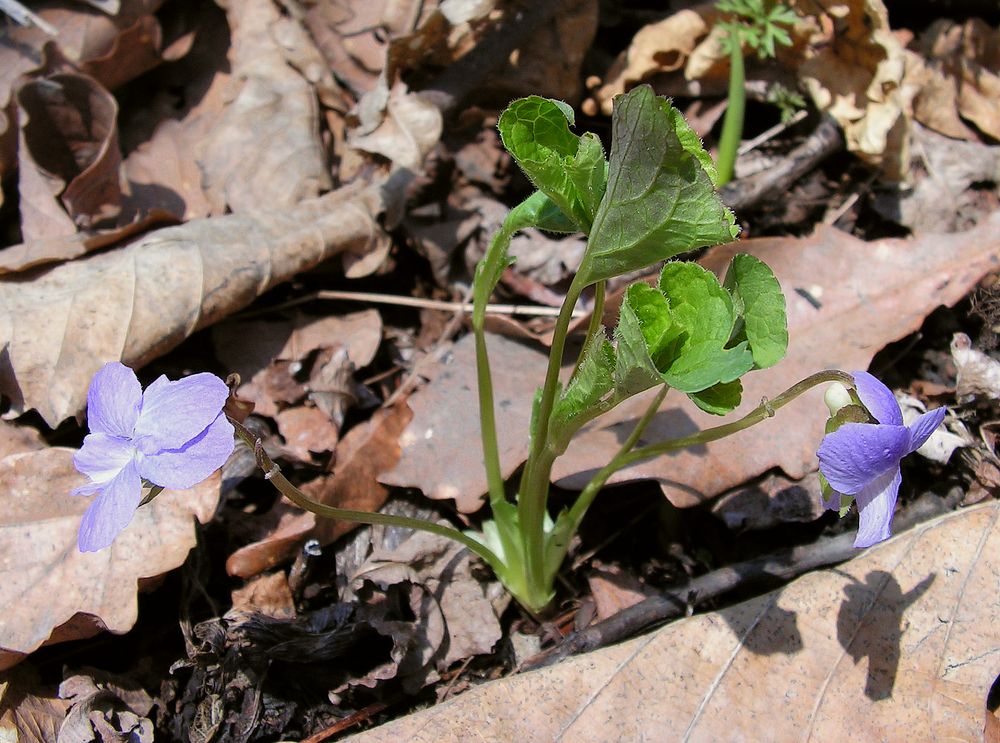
left=821, top=488, right=840, bottom=511
left=73, top=433, right=135, bottom=483
left=852, top=371, right=902, bottom=426
left=853, top=468, right=902, bottom=548
left=817, top=422, right=910, bottom=494
left=133, top=372, right=230, bottom=451
left=139, top=414, right=234, bottom=489
left=77, top=459, right=144, bottom=552
left=86, top=362, right=142, bottom=437
left=907, top=407, right=947, bottom=454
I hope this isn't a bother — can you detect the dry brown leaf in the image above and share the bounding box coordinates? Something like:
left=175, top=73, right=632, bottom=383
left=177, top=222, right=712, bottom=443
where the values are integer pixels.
left=348, top=83, right=443, bottom=171
left=224, top=500, right=314, bottom=579
left=383, top=333, right=551, bottom=513
left=15, top=72, right=123, bottom=240
left=230, top=572, right=296, bottom=619
left=0, top=182, right=387, bottom=427
left=214, top=309, right=383, bottom=419
left=348, top=526, right=504, bottom=669
left=0, top=448, right=220, bottom=670
left=0, top=666, right=69, bottom=743
left=199, top=0, right=332, bottom=215
left=712, top=471, right=824, bottom=532
left=347, top=501, right=1000, bottom=742
left=0, top=211, right=178, bottom=276
left=595, top=7, right=715, bottom=114
left=793, top=0, right=913, bottom=177
left=389, top=214, right=1000, bottom=513
left=0, top=420, right=45, bottom=460
left=912, top=18, right=1000, bottom=141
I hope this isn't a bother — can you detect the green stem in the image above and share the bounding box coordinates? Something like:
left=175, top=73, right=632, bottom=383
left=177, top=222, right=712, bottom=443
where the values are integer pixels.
left=473, top=328, right=507, bottom=509
left=517, top=274, right=587, bottom=593
left=228, top=417, right=503, bottom=571
left=572, top=281, right=606, bottom=380
left=565, top=385, right=669, bottom=535
left=620, top=370, right=854, bottom=467
left=717, top=38, right=746, bottom=186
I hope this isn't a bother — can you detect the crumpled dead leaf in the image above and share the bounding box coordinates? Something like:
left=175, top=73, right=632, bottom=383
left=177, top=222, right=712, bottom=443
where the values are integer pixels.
left=16, top=72, right=127, bottom=240
left=214, top=310, right=383, bottom=420
left=0, top=449, right=220, bottom=670
left=0, top=181, right=387, bottom=427
left=347, top=526, right=504, bottom=669
left=0, top=666, right=69, bottom=743
left=349, top=82, right=443, bottom=171
left=58, top=671, right=154, bottom=743
left=952, top=332, right=1000, bottom=404
left=389, top=212, right=1000, bottom=512
left=198, top=0, right=332, bottom=215
left=346, top=501, right=1000, bottom=742
left=910, top=18, right=1000, bottom=142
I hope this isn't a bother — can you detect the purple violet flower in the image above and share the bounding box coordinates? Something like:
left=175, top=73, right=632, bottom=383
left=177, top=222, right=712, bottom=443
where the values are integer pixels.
left=817, top=371, right=946, bottom=549
left=71, top=362, right=234, bottom=552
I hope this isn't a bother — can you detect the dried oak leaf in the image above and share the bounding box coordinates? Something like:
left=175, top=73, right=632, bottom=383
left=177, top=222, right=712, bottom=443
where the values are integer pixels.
left=0, top=182, right=387, bottom=427
left=0, top=449, right=220, bottom=670
left=345, top=501, right=1000, bottom=742
left=199, top=0, right=332, bottom=215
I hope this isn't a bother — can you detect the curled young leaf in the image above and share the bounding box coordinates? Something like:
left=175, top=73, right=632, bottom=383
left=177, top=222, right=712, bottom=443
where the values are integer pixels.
left=498, top=96, right=607, bottom=233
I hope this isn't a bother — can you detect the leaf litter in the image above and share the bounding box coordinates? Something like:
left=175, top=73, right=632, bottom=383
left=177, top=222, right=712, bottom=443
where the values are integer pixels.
left=0, top=0, right=998, bottom=739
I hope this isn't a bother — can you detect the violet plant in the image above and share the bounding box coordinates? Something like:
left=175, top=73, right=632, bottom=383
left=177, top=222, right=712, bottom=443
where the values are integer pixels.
left=715, top=0, right=798, bottom=185
left=71, top=85, right=946, bottom=615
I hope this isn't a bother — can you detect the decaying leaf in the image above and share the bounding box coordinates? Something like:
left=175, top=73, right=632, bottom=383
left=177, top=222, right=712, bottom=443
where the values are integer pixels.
left=214, top=309, right=383, bottom=419
left=952, top=332, right=1000, bottom=404
left=0, top=449, right=220, bottom=670
left=58, top=671, right=154, bottom=743
left=911, top=18, right=1000, bottom=142
left=0, top=182, right=387, bottom=427
left=346, top=501, right=1000, bottom=742
left=0, top=666, right=68, bottom=743
left=349, top=82, right=442, bottom=171
left=198, top=0, right=332, bottom=215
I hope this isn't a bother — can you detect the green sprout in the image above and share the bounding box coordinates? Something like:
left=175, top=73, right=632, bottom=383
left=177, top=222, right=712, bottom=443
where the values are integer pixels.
left=715, top=0, right=799, bottom=184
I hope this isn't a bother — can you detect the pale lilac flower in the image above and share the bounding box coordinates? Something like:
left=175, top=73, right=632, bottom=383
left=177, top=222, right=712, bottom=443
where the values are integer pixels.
left=817, top=371, right=946, bottom=549
left=71, top=362, right=234, bottom=552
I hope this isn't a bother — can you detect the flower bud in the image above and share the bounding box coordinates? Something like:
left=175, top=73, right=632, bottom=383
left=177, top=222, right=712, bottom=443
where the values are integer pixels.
left=824, top=382, right=853, bottom=417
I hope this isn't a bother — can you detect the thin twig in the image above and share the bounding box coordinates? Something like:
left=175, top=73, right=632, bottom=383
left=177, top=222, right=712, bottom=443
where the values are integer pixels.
left=233, top=289, right=585, bottom=321
left=0, top=0, right=57, bottom=33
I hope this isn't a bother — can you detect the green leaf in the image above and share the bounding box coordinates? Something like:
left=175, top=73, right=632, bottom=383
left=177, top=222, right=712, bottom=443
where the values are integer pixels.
left=689, top=379, right=743, bottom=415
left=722, top=253, right=788, bottom=369
left=497, top=97, right=606, bottom=232
left=613, top=285, right=665, bottom=399
left=579, top=85, right=738, bottom=285
left=667, top=106, right=720, bottom=187
left=550, top=330, right=615, bottom=450
left=655, top=262, right=754, bottom=393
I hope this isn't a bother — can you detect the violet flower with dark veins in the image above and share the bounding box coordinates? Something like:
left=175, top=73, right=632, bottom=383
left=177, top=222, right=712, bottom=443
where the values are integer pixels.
left=817, top=371, right=946, bottom=548
left=71, top=362, right=234, bottom=552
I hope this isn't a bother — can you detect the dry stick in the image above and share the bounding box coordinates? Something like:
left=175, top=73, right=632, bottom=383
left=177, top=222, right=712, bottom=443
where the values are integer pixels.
left=232, top=289, right=583, bottom=320
left=720, top=114, right=843, bottom=213
left=522, top=492, right=954, bottom=672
